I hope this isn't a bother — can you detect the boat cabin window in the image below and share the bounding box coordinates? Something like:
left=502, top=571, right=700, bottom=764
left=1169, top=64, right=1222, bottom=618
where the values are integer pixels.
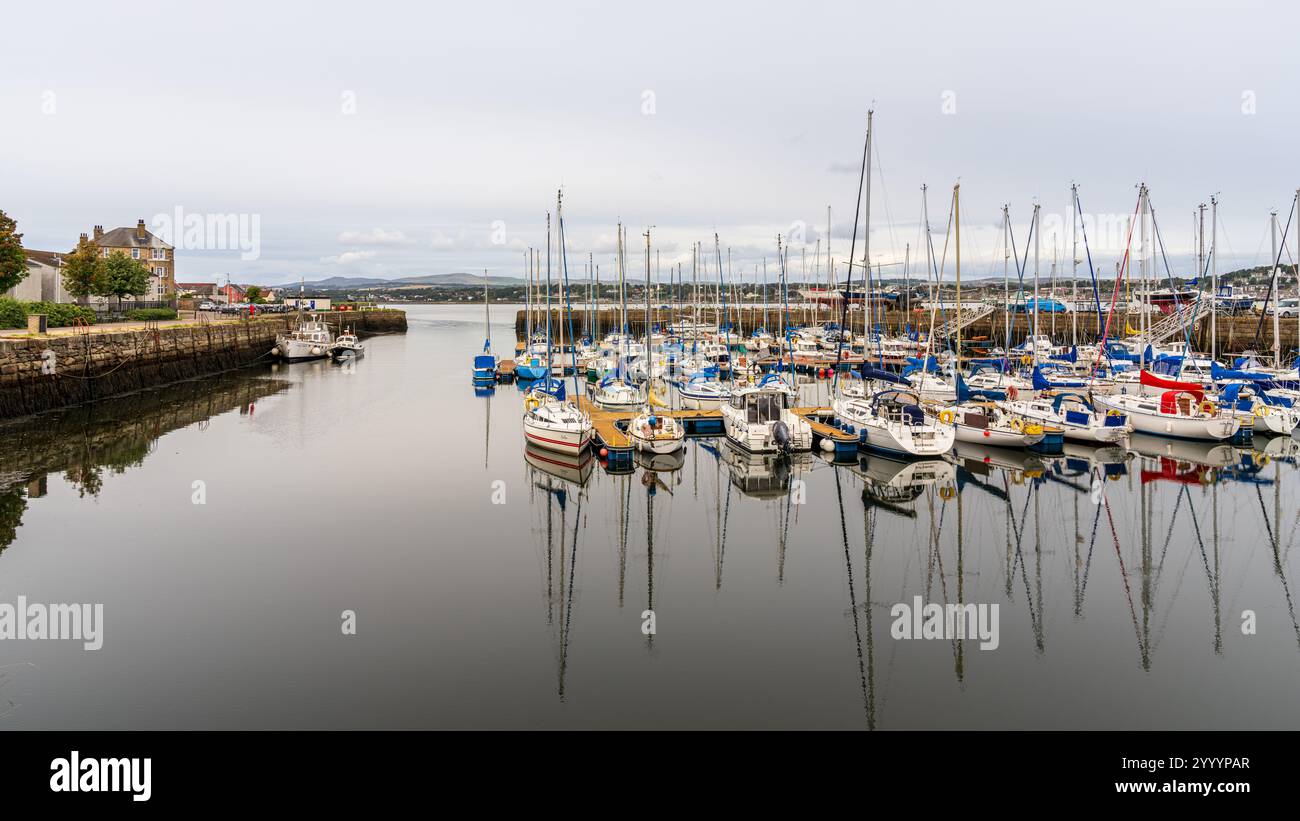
left=745, top=393, right=786, bottom=423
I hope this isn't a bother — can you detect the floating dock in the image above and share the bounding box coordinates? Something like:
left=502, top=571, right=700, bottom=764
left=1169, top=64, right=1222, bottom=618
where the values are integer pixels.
left=574, top=395, right=724, bottom=469
left=572, top=396, right=861, bottom=468
left=790, top=407, right=863, bottom=460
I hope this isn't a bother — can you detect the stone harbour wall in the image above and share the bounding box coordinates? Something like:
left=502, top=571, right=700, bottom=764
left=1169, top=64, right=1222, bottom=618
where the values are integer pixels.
left=0, top=309, right=406, bottom=419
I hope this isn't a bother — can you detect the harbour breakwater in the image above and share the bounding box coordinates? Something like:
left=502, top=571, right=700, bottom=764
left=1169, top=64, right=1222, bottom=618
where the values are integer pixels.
left=515, top=307, right=1300, bottom=356
left=0, top=309, right=406, bottom=419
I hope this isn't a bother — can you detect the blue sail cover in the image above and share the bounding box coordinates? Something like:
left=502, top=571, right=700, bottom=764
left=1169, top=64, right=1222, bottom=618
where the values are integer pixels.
left=1049, top=346, right=1078, bottom=364
left=967, top=357, right=1010, bottom=374
left=901, top=356, right=939, bottom=377
left=861, top=364, right=908, bottom=385
left=956, top=373, right=1005, bottom=402
left=1033, top=365, right=1086, bottom=390
left=1211, top=361, right=1271, bottom=382
left=534, top=377, right=567, bottom=401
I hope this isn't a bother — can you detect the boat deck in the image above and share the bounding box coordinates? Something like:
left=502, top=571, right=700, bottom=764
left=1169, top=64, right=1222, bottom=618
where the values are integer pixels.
left=791, top=407, right=861, bottom=459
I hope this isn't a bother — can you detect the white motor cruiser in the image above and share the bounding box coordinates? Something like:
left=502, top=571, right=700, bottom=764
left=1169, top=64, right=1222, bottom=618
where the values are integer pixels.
left=273, top=315, right=334, bottom=361
left=721, top=373, right=813, bottom=453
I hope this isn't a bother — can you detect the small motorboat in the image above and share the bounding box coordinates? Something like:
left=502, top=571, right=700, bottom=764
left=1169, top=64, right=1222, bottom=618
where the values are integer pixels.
left=333, top=330, right=367, bottom=361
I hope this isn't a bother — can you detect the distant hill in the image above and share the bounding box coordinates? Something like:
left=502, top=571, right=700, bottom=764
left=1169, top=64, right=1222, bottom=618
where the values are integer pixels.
left=281, top=273, right=527, bottom=289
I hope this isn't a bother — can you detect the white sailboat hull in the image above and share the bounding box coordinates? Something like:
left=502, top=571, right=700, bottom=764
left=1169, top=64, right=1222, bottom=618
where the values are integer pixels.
left=523, top=415, right=593, bottom=454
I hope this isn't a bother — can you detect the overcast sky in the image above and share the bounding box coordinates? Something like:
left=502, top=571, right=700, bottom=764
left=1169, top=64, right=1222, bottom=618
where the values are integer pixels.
left=3, top=0, right=1298, bottom=286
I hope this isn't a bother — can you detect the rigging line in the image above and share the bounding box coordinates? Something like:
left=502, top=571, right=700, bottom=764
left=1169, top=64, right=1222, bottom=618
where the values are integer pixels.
left=1155, top=482, right=1186, bottom=586
left=832, top=114, right=872, bottom=383
left=1185, top=485, right=1218, bottom=602
left=1090, top=190, right=1144, bottom=376
left=1079, top=479, right=1104, bottom=615
left=872, top=138, right=901, bottom=271
left=1100, top=476, right=1146, bottom=666
left=1255, top=482, right=1278, bottom=560
left=1147, top=196, right=1209, bottom=365
left=1251, top=197, right=1298, bottom=347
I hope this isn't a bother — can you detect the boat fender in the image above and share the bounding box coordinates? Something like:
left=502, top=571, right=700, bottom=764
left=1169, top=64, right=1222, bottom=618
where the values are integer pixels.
left=820, top=438, right=834, bottom=452
left=938, top=409, right=954, bottom=425
left=1008, top=386, right=1018, bottom=400
left=311, top=346, right=323, bottom=356
left=271, top=346, right=280, bottom=357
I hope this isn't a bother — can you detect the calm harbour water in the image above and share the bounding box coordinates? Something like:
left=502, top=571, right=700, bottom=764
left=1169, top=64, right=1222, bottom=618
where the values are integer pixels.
left=2, top=303, right=1299, bottom=729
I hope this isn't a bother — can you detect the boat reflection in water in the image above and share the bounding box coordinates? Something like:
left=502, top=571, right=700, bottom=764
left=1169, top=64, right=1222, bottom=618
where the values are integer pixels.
left=854, top=453, right=955, bottom=517
left=635, top=447, right=686, bottom=474
left=720, top=440, right=814, bottom=499
left=1128, top=432, right=1237, bottom=469
left=524, top=441, right=594, bottom=487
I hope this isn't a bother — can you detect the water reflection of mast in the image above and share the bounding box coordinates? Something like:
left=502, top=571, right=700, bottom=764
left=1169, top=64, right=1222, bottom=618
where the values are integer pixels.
left=1260, top=458, right=1300, bottom=649
left=556, top=487, right=582, bottom=700
left=954, top=473, right=964, bottom=683
left=834, top=467, right=873, bottom=728
left=618, top=474, right=630, bottom=607
left=1002, top=474, right=1045, bottom=652
left=644, top=469, right=656, bottom=649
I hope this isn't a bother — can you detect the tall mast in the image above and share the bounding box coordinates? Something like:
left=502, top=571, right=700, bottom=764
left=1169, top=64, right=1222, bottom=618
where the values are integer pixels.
left=1271, top=209, right=1281, bottom=367
left=483, top=268, right=491, bottom=352
left=545, top=213, right=552, bottom=377
left=1032, top=202, right=1041, bottom=364
left=863, top=110, right=874, bottom=347
left=1210, top=196, right=1218, bottom=364
left=645, top=227, right=652, bottom=364
left=825, top=205, right=832, bottom=321
left=1196, top=204, right=1205, bottom=361
left=1003, top=205, right=1011, bottom=349
left=1072, top=185, right=1079, bottom=349
left=955, top=183, right=962, bottom=368
left=1138, top=185, right=1147, bottom=372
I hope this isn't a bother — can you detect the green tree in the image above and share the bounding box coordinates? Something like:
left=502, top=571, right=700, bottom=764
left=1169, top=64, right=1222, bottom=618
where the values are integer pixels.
left=103, top=251, right=151, bottom=307
left=0, top=209, right=29, bottom=294
left=62, top=235, right=107, bottom=299
left=244, top=285, right=265, bottom=304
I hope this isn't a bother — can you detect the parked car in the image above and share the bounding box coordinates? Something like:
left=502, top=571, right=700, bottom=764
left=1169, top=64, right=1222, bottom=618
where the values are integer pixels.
left=198, top=301, right=218, bottom=311
left=1266, top=298, right=1299, bottom=317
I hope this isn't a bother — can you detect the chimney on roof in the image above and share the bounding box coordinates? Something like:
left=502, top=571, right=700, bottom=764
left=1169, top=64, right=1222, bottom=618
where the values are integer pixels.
left=136, top=219, right=147, bottom=240
left=93, top=225, right=103, bottom=240
left=80, top=233, right=89, bottom=245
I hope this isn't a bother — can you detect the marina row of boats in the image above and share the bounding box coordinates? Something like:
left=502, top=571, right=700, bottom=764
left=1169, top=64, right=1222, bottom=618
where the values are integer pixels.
left=475, top=113, right=1300, bottom=469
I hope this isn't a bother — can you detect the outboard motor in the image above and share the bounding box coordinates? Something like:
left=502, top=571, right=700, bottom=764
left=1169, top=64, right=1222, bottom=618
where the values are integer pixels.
left=772, top=420, right=792, bottom=453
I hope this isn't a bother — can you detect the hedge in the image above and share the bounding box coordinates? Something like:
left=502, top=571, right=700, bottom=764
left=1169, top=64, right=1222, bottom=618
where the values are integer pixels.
left=0, top=298, right=97, bottom=329
left=125, top=307, right=178, bottom=321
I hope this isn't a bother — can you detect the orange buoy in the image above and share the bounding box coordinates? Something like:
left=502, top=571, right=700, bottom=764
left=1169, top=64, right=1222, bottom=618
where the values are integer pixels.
left=599, top=447, right=609, bottom=458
